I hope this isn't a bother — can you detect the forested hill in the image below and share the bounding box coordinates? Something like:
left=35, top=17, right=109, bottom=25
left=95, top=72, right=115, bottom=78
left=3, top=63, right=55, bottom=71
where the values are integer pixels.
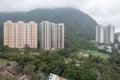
left=0, top=8, right=98, bottom=44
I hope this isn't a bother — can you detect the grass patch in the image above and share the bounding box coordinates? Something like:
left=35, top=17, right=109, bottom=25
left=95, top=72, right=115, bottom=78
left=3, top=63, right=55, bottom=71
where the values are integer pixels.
left=88, top=50, right=110, bottom=59
left=0, top=58, right=10, bottom=67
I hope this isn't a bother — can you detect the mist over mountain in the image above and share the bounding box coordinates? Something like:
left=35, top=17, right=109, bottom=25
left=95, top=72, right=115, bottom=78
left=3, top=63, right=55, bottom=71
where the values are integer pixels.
left=0, top=8, right=97, bottom=44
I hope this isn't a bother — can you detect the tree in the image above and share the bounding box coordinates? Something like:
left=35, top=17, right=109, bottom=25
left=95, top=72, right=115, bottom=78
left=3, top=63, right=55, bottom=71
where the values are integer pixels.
left=23, top=64, right=35, bottom=75
left=33, top=72, right=43, bottom=80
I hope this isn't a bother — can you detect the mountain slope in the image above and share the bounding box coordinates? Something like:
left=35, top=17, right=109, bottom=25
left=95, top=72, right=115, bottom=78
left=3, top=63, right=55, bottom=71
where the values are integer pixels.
left=0, top=8, right=98, bottom=45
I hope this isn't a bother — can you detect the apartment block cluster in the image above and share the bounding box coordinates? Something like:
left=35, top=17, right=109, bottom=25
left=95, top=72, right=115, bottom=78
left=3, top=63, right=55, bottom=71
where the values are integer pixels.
left=40, top=21, right=64, bottom=50
left=96, top=25, right=115, bottom=44
left=4, top=20, right=64, bottom=50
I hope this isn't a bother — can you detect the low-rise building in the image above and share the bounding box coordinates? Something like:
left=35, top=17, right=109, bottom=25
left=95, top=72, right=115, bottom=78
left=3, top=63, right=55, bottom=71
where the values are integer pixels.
left=49, top=73, right=66, bottom=80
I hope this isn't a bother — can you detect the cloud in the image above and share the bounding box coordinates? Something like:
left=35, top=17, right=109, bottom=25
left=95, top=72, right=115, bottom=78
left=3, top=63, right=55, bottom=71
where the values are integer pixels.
left=0, top=0, right=87, bottom=12
left=0, top=0, right=120, bottom=32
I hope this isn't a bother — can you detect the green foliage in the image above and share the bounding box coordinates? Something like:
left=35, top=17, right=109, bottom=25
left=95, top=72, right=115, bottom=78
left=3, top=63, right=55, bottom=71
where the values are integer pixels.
left=57, top=48, right=79, bottom=58
left=33, top=72, right=43, bottom=80
left=0, top=46, right=19, bottom=53
left=109, top=51, right=120, bottom=65
left=24, top=49, right=30, bottom=54
left=0, top=53, right=21, bottom=61
left=62, top=64, right=97, bottom=80
left=37, top=51, right=65, bottom=75
left=0, top=59, right=11, bottom=67
left=23, top=64, right=35, bottom=75
left=0, top=47, right=120, bottom=80
left=65, top=33, right=96, bottom=49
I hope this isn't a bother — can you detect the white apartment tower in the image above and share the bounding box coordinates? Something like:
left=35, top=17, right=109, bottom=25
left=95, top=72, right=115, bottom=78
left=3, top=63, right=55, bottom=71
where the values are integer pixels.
left=4, top=21, right=37, bottom=49
left=96, top=25, right=104, bottom=43
left=104, top=25, right=115, bottom=44
left=40, top=21, right=64, bottom=50
left=40, top=21, right=51, bottom=50
left=96, top=25, right=115, bottom=44
left=57, top=23, right=64, bottom=49
left=51, top=23, right=57, bottom=49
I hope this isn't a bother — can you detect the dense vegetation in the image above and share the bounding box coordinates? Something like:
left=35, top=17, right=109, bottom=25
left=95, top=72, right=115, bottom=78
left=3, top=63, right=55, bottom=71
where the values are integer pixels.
left=0, top=8, right=97, bottom=45
left=0, top=46, right=120, bottom=80
left=65, top=33, right=96, bottom=49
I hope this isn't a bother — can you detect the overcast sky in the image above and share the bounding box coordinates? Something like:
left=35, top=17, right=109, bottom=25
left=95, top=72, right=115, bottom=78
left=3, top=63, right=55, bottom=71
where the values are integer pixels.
left=0, top=0, right=120, bottom=32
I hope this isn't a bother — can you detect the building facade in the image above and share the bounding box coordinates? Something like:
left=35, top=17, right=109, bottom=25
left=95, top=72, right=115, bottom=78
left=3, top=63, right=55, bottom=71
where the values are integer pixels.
left=96, top=25, right=104, bottom=43
left=40, top=21, right=64, bottom=50
left=57, top=23, right=64, bottom=49
left=96, top=25, right=115, bottom=44
left=4, top=21, right=37, bottom=49
left=104, top=25, right=115, bottom=44
left=49, top=73, right=66, bottom=80
left=117, top=35, right=120, bottom=43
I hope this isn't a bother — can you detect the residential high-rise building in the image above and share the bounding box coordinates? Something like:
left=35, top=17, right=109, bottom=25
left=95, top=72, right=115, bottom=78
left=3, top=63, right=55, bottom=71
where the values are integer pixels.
left=4, top=21, right=15, bottom=48
left=96, top=25, right=104, bottom=43
left=57, top=23, right=64, bottom=49
left=96, top=25, right=115, bottom=44
left=15, top=21, right=26, bottom=48
left=51, top=23, right=57, bottom=49
left=26, top=21, right=37, bottom=48
left=40, top=21, right=64, bottom=50
left=4, top=20, right=37, bottom=49
left=104, top=25, right=115, bottom=44
left=40, top=21, right=51, bottom=50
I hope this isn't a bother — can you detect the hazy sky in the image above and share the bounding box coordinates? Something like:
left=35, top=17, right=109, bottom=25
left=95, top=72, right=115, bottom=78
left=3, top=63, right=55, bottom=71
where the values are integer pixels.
left=0, top=0, right=120, bottom=32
